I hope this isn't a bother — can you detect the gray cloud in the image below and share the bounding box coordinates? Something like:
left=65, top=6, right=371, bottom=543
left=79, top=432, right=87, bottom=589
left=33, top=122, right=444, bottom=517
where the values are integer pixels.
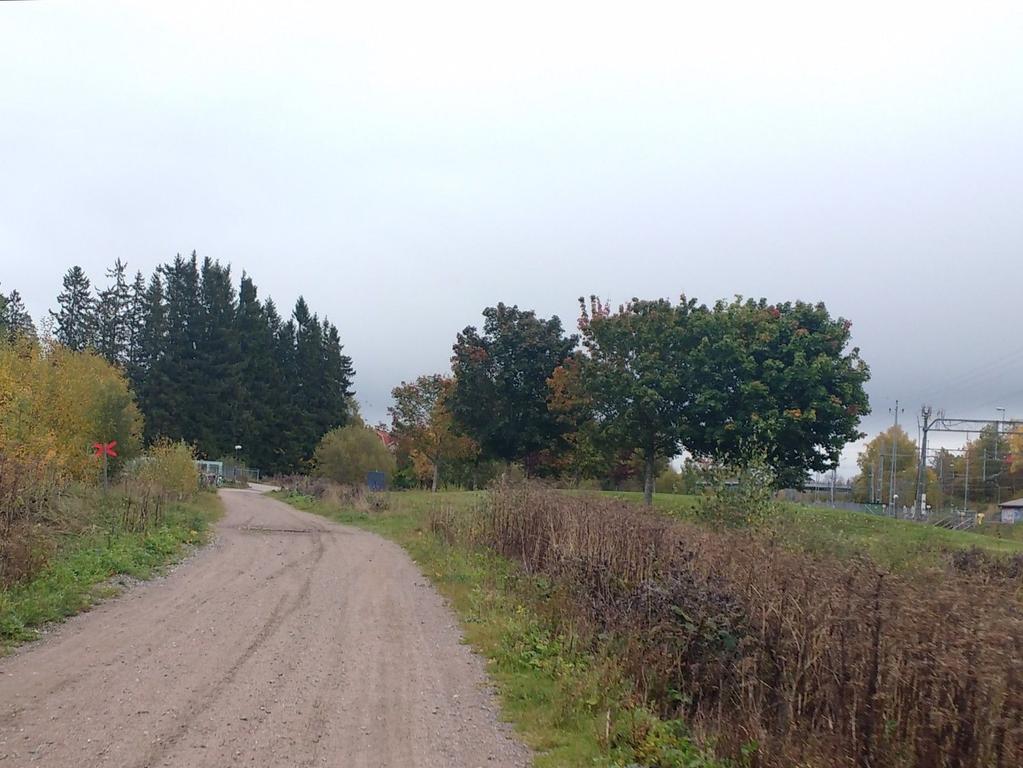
left=2, top=1, right=1021, bottom=473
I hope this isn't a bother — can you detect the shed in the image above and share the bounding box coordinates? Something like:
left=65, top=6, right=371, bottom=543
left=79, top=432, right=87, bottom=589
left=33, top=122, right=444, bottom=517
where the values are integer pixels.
left=998, top=497, right=1023, bottom=524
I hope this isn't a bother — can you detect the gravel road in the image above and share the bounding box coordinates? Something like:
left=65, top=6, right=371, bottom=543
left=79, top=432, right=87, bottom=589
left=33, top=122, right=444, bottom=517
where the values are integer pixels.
left=0, top=489, right=530, bottom=767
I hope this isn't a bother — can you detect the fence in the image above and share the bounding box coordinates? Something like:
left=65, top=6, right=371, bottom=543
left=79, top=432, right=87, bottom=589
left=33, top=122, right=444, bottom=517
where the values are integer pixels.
left=802, top=500, right=979, bottom=529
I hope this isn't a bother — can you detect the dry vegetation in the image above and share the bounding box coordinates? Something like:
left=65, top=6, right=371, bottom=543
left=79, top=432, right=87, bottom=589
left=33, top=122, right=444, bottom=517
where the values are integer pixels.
left=430, top=481, right=1023, bottom=768
left=275, top=475, right=389, bottom=513
left=1, top=441, right=200, bottom=589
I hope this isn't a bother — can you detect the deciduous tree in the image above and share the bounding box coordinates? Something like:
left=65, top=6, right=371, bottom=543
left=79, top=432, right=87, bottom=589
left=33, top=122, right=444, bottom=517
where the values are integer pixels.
left=449, top=303, right=576, bottom=473
left=575, top=295, right=710, bottom=504
left=389, top=374, right=477, bottom=491
left=689, top=298, right=870, bottom=489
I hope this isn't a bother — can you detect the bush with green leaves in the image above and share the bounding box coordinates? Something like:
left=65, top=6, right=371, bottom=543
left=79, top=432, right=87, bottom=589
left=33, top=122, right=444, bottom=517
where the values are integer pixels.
left=312, top=423, right=395, bottom=486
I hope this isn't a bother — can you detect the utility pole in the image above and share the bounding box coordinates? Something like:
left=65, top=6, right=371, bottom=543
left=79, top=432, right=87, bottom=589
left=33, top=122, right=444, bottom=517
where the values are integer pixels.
left=877, top=454, right=883, bottom=503
left=964, top=433, right=970, bottom=513
left=889, top=400, right=902, bottom=514
left=996, top=407, right=1006, bottom=504
left=914, top=405, right=931, bottom=519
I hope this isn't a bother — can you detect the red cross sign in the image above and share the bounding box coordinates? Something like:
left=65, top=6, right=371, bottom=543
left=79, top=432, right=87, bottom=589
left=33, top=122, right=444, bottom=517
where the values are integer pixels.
left=92, top=441, right=118, bottom=458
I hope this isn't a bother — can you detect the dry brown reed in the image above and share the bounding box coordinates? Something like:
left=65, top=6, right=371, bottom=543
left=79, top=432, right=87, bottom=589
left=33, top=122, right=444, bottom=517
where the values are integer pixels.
left=433, top=480, right=1023, bottom=768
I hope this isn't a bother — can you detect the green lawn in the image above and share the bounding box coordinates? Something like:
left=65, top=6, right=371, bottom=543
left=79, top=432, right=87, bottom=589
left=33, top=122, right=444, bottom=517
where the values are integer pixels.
left=389, top=488, right=1023, bottom=572
left=623, top=491, right=1023, bottom=570
left=1, top=489, right=222, bottom=650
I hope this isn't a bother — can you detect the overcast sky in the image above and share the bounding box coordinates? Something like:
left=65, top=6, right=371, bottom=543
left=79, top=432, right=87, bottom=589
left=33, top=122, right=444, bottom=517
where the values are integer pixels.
left=2, top=1, right=1021, bottom=473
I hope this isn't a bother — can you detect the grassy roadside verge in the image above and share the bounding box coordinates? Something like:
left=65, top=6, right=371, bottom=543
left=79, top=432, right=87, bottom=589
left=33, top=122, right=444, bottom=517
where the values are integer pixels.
left=0, top=489, right=222, bottom=651
left=275, top=489, right=726, bottom=768
left=609, top=491, right=1023, bottom=571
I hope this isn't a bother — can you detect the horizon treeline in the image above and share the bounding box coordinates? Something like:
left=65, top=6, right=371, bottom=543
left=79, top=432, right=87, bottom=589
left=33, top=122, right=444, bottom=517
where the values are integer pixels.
left=389, top=297, right=871, bottom=502
left=44, top=253, right=354, bottom=473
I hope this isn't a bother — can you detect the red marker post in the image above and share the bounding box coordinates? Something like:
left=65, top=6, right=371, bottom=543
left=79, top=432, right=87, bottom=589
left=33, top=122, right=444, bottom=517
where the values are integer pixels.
left=92, top=440, right=118, bottom=489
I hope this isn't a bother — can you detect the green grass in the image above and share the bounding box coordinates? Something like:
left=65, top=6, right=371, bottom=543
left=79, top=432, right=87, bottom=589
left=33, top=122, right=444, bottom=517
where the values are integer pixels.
left=630, top=491, right=1023, bottom=571
left=0, top=489, right=222, bottom=650
left=276, top=489, right=725, bottom=768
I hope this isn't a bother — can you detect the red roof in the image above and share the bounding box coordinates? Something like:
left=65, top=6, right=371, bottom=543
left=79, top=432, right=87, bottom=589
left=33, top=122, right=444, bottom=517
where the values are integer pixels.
left=375, top=428, right=398, bottom=451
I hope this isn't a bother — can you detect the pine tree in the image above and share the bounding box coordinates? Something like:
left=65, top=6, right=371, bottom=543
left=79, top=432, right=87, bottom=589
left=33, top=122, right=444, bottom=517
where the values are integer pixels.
left=1, top=289, right=38, bottom=343
left=95, top=258, right=131, bottom=366
left=50, top=266, right=96, bottom=351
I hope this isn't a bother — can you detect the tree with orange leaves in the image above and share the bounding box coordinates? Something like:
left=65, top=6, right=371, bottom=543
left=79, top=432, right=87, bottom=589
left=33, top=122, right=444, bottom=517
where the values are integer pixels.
left=389, top=374, right=477, bottom=492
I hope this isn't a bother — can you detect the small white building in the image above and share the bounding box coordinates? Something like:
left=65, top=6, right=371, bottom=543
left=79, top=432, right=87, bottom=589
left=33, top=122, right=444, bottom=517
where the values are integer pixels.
left=998, top=497, right=1023, bottom=524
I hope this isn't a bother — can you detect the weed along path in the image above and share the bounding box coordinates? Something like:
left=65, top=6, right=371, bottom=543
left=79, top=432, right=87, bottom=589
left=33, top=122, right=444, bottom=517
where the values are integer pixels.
left=0, top=488, right=529, bottom=768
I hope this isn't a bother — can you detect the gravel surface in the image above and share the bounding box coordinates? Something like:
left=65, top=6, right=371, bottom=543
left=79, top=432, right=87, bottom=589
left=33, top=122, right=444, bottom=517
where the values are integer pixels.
left=0, top=489, right=531, bottom=767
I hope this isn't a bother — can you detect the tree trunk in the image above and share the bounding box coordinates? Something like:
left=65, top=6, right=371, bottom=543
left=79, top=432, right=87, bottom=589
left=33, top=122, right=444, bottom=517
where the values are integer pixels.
left=431, top=462, right=439, bottom=493
left=643, top=448, right=655, bottom=506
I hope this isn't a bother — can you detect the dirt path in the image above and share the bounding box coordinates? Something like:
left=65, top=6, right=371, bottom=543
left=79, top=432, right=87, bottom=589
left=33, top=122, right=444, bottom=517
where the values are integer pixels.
left=0, top=489, right=530, bottom=767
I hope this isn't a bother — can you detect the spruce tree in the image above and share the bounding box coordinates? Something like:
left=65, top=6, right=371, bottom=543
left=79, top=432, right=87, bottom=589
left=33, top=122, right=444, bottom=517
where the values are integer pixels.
left=293, top=297, right=325, bottom=462
left=1, top=289, right=38, bottom=343
left=196, top=257, right=242, bottom=459
left=95, top=258, right=131, bottom=366
left=235, top=274, right=280, bottom=472
left=137, top=272, right=170, bottom=443
left=124, top=270, right=148, bottom=388
left=150, top=253, right=203, bottom=444
left=50, top=266, right=96, bottom=351
left=322, top=319, right=355, bottom=430
left=273, top=315, right=302, bottom=472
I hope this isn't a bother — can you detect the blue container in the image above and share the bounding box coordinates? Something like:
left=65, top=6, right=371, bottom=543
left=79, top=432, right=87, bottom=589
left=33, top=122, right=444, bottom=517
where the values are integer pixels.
left=366, top=471, right=387, bottom=492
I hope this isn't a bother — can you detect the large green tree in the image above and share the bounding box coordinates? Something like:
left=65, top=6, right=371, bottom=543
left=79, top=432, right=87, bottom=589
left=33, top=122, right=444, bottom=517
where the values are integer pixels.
left=94, top=258, right=131, bottom=366
left=196, top=256, right=243, bottom=458
left=449, top=303, right=576, bottom=473
left=148, top=253, right=203, bottom=444
left=234, top=274, right=276, bottom=471
left=688, top=298, right=871, bottom=489
left=576, top=296, right=711, bottom=504
left=136, top=272, right=169, bottom=443
left=50, top=266, right=96, bottom=351
left=124, top=270, right=149, bottom=386
left=0, top=288, right=37, bottom=343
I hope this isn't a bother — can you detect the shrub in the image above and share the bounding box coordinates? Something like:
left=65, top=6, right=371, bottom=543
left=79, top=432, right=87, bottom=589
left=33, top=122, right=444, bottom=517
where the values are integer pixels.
left=0, top=341, right=142, bottom=481
left=312, top=424, right=395, bottom=486
left=130, top=440, right=199, bottom=500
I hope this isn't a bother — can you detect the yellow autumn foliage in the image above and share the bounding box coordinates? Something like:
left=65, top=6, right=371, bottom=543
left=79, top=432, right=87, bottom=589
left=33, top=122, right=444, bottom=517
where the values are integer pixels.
left=131, top=439, right=199, bottom=499
left=1011, top=426, right=1023, bottom=474
left=0, top=339, right=142, bottom=482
